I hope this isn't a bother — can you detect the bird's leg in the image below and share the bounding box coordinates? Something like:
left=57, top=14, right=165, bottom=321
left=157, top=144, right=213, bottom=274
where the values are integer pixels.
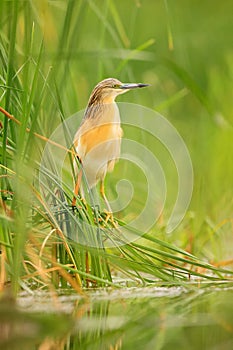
left=72, top=168, right=83, bottom=208
left=100, top=180, right=118, bottom=227
left=100, top=180, right=112, bottom=212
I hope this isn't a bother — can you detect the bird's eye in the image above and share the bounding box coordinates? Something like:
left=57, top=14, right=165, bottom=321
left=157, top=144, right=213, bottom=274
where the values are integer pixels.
left=112, top=84, right=119, bottom=88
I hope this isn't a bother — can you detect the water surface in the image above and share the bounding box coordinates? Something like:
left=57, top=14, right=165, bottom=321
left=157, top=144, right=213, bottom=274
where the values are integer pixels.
left=1, top=285, right=233, bottom=349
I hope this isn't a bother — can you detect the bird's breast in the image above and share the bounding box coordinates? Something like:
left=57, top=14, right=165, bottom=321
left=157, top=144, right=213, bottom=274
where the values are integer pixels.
left=79, top=123, right=122, bottom=155
left=75, top=102, right=122, bottom=157
left=73, top=102, right=123, bottom=187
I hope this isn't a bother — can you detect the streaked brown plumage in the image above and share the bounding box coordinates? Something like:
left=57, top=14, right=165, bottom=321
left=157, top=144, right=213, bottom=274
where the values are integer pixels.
left=72, top=78, right=149, bottom=210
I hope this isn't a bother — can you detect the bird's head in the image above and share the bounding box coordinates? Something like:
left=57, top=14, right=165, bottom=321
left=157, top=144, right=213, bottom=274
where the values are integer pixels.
left=88, top=78, right=149, bottom=105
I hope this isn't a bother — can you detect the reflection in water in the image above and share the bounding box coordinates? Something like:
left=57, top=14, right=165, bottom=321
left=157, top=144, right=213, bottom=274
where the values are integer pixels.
left=1, top=287, right=233, bottom=349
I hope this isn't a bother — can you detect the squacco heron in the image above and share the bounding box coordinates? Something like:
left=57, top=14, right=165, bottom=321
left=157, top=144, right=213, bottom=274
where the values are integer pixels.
left=72, top=78, right=149, bottom=211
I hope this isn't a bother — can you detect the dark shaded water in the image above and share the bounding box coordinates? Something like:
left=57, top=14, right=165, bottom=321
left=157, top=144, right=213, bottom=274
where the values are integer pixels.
left=1, top=285, right=233, bottom=349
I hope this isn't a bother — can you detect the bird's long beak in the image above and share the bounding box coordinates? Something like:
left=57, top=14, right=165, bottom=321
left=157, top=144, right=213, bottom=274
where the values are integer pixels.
left=120, top=83, right=149, bottom=90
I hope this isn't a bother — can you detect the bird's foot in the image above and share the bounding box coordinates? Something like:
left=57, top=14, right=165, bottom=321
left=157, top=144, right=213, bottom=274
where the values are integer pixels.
left=71, top=196, right=87, bottom=213
left=101, top=209, right=118, bottom=228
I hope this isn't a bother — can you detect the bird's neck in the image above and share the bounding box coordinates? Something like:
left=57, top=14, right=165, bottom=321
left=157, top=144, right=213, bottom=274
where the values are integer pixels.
left=88, top=93, right=116, bottom=107
left=85, top=98, right=120, bottom=123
